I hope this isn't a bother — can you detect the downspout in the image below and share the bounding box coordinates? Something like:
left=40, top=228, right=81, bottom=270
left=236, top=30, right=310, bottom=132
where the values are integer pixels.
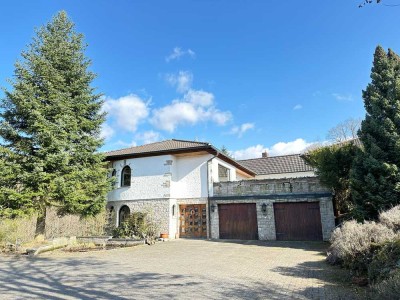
left=206, top=153, right=217, bottom=240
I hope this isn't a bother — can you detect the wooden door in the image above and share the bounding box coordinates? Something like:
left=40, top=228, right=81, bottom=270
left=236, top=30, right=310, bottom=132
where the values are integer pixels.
left=274, top=202, right=323, bottom=241
left=219, top=203, right=258, bottom=240
left=179, top=204, right=207, bottom=238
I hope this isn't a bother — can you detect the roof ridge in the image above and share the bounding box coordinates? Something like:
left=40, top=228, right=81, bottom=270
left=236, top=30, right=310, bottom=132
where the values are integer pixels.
left=104, top=139, right=174, bottom=154
left=171, top=138, right=209, bottom=145
left=238, top=153, right=302, bottom=161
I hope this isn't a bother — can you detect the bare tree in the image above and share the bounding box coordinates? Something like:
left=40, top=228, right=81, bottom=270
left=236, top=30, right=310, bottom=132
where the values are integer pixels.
left=327, top=118, right=362, bottom=143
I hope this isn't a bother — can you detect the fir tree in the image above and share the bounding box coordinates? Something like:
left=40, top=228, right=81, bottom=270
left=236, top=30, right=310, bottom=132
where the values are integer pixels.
left=0, top=11, right=111, bottom=231
left=351, top=46, right=400, bottom=220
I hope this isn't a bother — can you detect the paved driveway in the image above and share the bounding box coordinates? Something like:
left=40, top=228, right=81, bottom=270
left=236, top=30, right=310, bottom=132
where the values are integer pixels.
left=0, top=239, right=362, bottom=299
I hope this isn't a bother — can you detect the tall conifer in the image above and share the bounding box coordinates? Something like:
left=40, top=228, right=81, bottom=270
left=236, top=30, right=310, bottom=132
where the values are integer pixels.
left=0, top=12, right=111, bottom=231
left=351, top=46, right=400, bottom=219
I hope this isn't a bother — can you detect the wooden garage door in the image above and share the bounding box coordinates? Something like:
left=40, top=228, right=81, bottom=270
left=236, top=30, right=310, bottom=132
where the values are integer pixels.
left=274, top=202, right=323, bottom=241
left=219, top=203, right=258, bottom=240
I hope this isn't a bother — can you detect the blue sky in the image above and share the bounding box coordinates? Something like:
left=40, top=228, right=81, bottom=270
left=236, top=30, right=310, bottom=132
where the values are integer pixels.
left=1, top=1, right=399, bottom=159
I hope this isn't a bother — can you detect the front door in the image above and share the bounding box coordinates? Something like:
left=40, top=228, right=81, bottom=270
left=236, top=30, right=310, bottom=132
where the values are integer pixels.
left=179, top=204, right=207, bottom=238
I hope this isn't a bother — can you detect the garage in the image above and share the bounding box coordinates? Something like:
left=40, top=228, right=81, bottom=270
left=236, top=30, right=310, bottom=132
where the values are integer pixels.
left=274, top=202, right=323, bottom=241
left=218, top=203, right=258, bottom=240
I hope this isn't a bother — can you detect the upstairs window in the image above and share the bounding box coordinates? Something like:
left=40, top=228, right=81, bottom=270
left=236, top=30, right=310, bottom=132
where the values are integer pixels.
left=121, top=166, right=131, bottom=187
left=218, top=164, right=230, bottom=182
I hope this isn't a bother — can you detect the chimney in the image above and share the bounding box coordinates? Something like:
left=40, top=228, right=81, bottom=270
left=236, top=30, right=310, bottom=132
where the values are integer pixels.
left=262, top=151, right=268, bottom=158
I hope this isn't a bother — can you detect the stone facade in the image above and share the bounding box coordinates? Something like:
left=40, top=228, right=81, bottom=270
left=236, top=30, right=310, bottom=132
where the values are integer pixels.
left=107, top=199, right=170, bottom=235
left=210, top=177, right=335, bottom=241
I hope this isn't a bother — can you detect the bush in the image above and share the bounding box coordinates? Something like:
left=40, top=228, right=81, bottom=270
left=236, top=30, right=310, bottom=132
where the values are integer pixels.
left=113, top=211, right=158, bottom=239
left=379, top=205, right=400, bottom=232
left=369, top=270, right=400, bottom=300
left=0, top=214, right=37, bottom=246
left=45, top=207, right=111, bottom=238
left=327, top=220, right=397, bottom=272
left=368, top=239, right=400, bottom=283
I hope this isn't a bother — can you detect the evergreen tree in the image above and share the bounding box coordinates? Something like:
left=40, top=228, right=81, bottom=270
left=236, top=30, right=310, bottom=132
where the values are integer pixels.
left=351, top=46, right=400, bottom=220
left=220, top=145, right=230, bottom=156
left=302, top=142, right=359, bottom=218
left=0, top=11, right=111, bottom=231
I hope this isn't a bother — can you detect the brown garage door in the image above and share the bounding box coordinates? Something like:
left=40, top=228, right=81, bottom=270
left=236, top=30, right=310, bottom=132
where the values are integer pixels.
left=219, top=203, right=258, bottom=240
left=274, top=202, right=323, bottom=241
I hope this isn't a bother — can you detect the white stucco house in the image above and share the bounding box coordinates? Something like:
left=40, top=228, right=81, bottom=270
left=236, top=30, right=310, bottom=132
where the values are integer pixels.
left=105, top=139, right=335, bottom=241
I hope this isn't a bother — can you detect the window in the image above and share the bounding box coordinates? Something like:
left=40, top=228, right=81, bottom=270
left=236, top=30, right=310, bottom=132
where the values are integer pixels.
left=111, top=169, right=116, bottom=177
left=121, top=166, right=131, bottom=187
left=119, top=205, right=130, bottom=226
left=108, top=206, right=115, bottom=223
left=218, top=164, right=230, bottom=182
left=172, top=204, right=176, bottom=217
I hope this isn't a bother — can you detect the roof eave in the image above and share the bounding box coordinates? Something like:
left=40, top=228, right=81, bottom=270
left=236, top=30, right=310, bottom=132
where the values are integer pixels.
left=105, top=146, right=213, bottom=161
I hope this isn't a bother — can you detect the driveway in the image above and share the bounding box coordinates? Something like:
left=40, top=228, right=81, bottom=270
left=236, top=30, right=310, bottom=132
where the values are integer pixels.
left=0, top=239, right=362, bottom=299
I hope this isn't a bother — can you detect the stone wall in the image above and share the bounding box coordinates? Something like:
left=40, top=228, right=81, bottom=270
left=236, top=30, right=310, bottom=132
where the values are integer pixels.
left=107, top=199, right=170, bottom=235
left=213, top=176, right=330, bottom=196
left=210, top=177, right=335, bottom=241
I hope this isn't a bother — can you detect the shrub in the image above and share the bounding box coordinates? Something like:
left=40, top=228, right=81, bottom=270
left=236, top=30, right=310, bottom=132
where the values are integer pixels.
left=0, top=214, right=37, bottom=248
left=326, top=220, right=397, bottom=272
left=368, top=239, right=400, bottom=283
left=369, top=270, right=400, bottom=300
left=113, top=211, right=158, bottom=239
left=45, top=207, right=111, bottom=238
left=379, top=205, right=400, bottom=232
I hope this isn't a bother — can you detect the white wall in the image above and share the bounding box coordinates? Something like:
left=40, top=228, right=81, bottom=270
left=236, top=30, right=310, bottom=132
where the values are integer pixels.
left=107, top=152, right=250, bottom=202
left=107, top=155, right=174, bottom=201
left=170, top=153, right=213, bottom=199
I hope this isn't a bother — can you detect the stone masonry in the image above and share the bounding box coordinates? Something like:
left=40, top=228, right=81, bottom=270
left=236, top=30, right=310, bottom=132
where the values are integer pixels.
left=210, top=177, right=335, bottom=241
left=107, top=199, right=170, bottom=235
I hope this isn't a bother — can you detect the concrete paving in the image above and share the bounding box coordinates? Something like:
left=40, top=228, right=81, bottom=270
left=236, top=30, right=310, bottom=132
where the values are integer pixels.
left=0, top=239, right=363, bottom=299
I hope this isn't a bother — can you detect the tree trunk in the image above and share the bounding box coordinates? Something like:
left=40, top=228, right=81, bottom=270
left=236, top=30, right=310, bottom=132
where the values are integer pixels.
left=35, top=207, right=47, bottom=237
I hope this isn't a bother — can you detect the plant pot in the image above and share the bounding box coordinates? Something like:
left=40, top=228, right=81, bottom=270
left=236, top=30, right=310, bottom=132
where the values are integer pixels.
left=160, top=233, right=169, bottom=239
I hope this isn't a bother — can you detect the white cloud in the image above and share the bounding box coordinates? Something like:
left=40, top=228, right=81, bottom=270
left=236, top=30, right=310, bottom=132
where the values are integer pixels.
left=103, top=94, right=150, bottom=132
left=268, top=138, right=313, bottom=156
left=108, top=139, right=137, bottom=150
left=165, top=47, right=196, bottom=62
left=230, top=123, right=255, bottom=138
left=231, top=138, right=315, bottom=160
left=293, top=104, right=302, bottom=110
left=100, top=123, right=115, bottom=140
left=231, top=144, right=266, bottom=160
left=165, top=71, right=193, bottom=93
left=184, top=89, right=214, bottom=107
left=151, top=89, right=231, bottom=132
left=135, top=130, right=161, bottom=144
left=332, top=93, right=353, bottom=101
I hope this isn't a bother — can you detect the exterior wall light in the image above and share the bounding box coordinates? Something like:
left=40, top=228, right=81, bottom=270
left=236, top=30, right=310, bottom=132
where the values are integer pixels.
left=211, top=204, right=216, bottom=212
left=261, top=203, right=267, bottom=213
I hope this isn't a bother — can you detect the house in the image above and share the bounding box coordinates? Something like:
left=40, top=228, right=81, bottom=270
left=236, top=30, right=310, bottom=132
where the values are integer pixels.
left=105, top=139, right=335, bottom=241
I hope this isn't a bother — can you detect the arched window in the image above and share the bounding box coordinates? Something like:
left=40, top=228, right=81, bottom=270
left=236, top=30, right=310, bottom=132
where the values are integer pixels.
left=119, top=205, right=130, bottom=226
left=121, top=166, right=131, bottom=187
left=111, top=169, right=116, bottom=177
